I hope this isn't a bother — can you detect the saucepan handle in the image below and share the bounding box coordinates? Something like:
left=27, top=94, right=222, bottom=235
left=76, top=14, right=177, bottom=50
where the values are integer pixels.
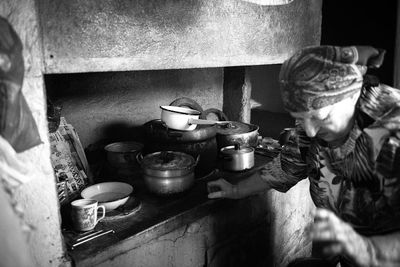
left=188, top=118, right=230, bottom=125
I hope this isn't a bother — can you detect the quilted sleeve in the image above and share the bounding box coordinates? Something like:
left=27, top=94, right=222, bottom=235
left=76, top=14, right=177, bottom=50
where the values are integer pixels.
left=258, top=129, right=308, bottom=193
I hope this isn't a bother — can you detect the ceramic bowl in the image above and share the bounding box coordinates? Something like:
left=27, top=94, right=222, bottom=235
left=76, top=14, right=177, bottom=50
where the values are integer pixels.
left=81, top=182, right=133, bottom=211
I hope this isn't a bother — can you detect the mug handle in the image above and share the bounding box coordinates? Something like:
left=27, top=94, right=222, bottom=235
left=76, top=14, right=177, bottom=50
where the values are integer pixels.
left=96, top=205, right=106, bottom=223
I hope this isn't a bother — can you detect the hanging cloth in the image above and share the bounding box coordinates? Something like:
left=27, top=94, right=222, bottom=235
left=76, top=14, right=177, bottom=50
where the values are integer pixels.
left=0, top=16, right=41, bottom=152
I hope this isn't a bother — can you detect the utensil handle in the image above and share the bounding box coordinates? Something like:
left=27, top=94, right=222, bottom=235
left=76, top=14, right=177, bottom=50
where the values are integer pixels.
left=76, top=230, right=104, bottom=242
left=188, top=118, right=229, bottom=125
left=71, top=230, right=115, bottom=249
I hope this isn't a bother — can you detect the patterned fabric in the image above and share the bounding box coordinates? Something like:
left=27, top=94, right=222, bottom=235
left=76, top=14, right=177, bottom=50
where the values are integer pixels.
left=260, top=81, right=400, bottom=236
left=279, top=46, right=385, bottom=112
left=0, top=16, right=41, bottom=152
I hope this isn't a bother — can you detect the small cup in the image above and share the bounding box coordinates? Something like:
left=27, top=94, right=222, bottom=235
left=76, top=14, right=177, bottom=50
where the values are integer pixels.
left=71, top=199, right=106, bottom=232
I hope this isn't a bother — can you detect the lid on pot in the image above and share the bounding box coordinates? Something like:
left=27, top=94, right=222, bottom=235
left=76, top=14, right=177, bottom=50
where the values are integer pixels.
left=216, top=121, right=259, bottom=135
left=220, top=144, right=254, bottom=154
left=141, top=151, right=196, bottom=171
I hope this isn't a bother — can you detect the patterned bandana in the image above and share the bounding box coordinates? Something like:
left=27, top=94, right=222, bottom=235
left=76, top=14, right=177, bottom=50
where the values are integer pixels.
left=279, top=45, right=385, bottom=112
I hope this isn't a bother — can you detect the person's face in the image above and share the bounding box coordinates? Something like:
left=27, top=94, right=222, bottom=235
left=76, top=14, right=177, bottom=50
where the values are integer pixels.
left=289, top=96, right=358, bottom=143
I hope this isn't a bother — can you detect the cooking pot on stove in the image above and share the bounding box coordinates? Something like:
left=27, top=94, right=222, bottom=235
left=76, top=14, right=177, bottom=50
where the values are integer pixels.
left=216, top=121, right=259, bottom=149
left=142, top=119, right=218, bottom=176
left=139, top=151, right=198, bottom=195
left=201, top=109, right=259, bottom=149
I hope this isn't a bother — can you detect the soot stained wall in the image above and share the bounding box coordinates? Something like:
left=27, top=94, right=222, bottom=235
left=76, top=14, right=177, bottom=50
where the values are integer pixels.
left=45, top=68, right=223, bottom=148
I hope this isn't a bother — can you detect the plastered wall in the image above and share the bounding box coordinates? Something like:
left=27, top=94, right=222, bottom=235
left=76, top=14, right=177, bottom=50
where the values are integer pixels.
left=37, top=0, right=322, bottom=73
left=46, top=68, right=223, bottom=148
left=250, top=64, right=285, bottom=113
left=0, top=1, right=69, bottom=266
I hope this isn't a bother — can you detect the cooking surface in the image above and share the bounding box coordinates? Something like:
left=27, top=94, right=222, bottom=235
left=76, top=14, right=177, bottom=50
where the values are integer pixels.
left=66, top=153, right=271, bottom=265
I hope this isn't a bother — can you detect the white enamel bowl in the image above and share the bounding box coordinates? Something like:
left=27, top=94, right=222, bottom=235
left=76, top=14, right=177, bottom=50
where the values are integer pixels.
left=81, top=182, right=133, bottom=211
left=160, top=105, right=201, bottom=131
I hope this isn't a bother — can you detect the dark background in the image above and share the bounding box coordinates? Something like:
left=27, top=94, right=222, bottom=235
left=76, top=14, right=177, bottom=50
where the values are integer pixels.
left=321, top=0, right=398, bottom=85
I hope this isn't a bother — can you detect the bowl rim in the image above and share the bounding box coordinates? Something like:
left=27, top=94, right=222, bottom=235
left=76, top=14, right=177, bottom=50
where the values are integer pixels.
left=81, top=182, right=133, bottom=202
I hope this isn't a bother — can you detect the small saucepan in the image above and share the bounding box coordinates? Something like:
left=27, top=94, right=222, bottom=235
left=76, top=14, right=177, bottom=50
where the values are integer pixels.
left=219, top=144, right=254, bottom=172
left=160, top=106, right=230, bottom=131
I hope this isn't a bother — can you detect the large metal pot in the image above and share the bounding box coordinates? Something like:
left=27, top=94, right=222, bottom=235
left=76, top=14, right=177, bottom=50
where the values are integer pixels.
left=200, top=108, right=259, bottom=149
left=140, top=151, right=199, bottom=195
left=143, top=119, right=218, bottom=176
left=216, top=121, right=259, bottom=149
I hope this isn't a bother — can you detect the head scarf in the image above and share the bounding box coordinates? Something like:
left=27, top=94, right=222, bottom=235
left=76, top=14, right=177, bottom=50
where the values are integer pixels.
left=279, top=45, right=386, bottom=112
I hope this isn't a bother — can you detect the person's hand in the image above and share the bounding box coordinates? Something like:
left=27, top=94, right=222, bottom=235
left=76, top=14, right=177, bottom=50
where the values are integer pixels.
left=308, top=208, right=373, bottom=266
left=207, top=178, right=241, bottom=199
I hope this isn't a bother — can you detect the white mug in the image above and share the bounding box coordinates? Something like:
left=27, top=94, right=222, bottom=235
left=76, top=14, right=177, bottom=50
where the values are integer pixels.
left=71, top=199, right=105, bottom=232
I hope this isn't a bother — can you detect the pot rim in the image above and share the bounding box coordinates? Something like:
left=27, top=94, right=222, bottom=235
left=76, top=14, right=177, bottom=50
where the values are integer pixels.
left=160, top=106, right=201, bottom=115
left=140, top=151, right=198, bottom=177
left=220, top=145, right=254, bottom=155
left=105, top=141, right=144, bottom=153
left=216, top=121, right=259, bottom=136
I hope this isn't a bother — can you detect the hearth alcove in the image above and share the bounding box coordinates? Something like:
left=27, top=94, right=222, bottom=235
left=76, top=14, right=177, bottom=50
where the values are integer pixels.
left=1, top=0, right=321, bottom=266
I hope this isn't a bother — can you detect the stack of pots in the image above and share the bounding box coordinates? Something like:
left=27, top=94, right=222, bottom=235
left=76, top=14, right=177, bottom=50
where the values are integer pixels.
left=197, top=108, right=259, bottom=172
left=142, top=98, right=218, bottom=177
left=143, top=98, right=260, bottom=178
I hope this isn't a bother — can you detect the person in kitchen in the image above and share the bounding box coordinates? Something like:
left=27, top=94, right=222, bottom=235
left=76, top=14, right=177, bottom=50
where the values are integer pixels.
left=207, top=45, right=400, bottom=267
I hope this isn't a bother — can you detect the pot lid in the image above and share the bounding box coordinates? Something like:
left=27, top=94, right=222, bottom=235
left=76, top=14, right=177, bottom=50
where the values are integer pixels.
left=141, top=151, right=196, bottom=171
left=216, top=121, right=259, bottom=135
left=220, top=144, right=254, bottom=154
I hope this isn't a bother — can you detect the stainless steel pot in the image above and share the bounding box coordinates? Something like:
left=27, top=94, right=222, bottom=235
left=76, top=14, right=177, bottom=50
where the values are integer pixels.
left=220, top=144, right=254, bottom=171
left=216, top=121, right=259, bottom=149
left=143, top=119, right=218, bottom=177
left=140, top=151, right=199, bottom=195
left=200, top=108, right=259, bottom=149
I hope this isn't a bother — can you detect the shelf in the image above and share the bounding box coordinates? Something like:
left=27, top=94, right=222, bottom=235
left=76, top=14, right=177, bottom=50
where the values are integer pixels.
left=38, top=0, right=322, bottom=73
